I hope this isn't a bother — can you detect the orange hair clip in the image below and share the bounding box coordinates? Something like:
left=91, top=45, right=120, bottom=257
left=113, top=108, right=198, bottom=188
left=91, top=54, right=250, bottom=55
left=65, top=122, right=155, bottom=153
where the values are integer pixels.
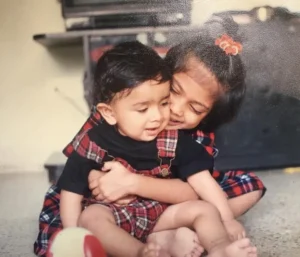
left=215, top=34, right=243, bottom=56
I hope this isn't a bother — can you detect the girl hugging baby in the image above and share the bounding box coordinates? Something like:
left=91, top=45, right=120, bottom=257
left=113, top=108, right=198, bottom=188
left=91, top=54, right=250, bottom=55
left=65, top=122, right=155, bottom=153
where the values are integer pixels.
left=34, top=18, right=265, bottom=257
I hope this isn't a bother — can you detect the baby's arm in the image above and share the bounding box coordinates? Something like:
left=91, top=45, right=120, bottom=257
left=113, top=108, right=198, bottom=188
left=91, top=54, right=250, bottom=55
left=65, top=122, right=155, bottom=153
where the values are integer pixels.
left=60, top=190, right=83, bottom=228
left=57, top=151, right=96, bottom=228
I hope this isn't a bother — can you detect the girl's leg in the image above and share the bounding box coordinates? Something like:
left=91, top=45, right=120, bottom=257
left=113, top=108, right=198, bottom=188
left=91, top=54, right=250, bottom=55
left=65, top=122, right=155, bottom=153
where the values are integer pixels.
left=215, top=170, right=266, bottom=217
left=228, top=190, right=263, bottom=217
left=152, top=200, right=257, bottom=257
left=78, top=205, right=169, bottom=257
left=208, top=238, right=257, bottom=257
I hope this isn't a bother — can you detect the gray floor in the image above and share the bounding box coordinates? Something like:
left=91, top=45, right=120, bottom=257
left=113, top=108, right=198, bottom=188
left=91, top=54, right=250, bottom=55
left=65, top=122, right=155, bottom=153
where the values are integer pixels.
left=0, top=170, right=299, bottom=257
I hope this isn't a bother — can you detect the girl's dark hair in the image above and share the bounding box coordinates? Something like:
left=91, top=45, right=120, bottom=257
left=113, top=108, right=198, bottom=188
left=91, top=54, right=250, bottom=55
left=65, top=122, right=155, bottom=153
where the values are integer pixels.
left=165, top=14, right=246, bottom=132
left=93, top=41, right=171, bottom=104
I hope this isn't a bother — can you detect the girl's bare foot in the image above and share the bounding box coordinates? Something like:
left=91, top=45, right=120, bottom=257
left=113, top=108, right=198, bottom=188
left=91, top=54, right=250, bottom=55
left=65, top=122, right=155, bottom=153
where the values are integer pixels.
left=148, top=228, right=204, bottom=257
left=139, top=243, right=170, bottom=257
left=209, top=238, right=257, bottom=257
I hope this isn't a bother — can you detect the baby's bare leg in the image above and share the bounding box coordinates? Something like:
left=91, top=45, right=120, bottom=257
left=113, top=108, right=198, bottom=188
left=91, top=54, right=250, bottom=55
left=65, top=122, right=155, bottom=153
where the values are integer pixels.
left=152, top=200, right=256, bottom=257
left=153, top=201, right=229, bottom=252
left=78, top=205, right=170, bottom=257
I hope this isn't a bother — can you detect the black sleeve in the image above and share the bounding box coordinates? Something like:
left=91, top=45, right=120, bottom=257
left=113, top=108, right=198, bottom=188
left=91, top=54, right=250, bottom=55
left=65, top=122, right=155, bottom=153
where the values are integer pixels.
left=175, top=131, right=214, bottom=181
left=57, top=151, right=100, bottom=195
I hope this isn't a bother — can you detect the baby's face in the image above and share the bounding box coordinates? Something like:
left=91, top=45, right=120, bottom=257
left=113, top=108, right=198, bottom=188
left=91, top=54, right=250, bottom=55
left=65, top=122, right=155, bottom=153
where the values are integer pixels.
left=111, top=79, right=171, bottom=141
left=166, top=60, right=221, bottom=130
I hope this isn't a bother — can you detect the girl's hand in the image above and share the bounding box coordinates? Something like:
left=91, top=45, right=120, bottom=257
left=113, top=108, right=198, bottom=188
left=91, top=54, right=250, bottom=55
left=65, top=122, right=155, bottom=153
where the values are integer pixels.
left=88, top=169, right=104, bottom=192
left=88, top=161, right=138, bottom=203
left=114, top=195, right=137, bottom=206
left=89, top=169, right=136, bottom=205
left=223, top=219, right=246, bottom=241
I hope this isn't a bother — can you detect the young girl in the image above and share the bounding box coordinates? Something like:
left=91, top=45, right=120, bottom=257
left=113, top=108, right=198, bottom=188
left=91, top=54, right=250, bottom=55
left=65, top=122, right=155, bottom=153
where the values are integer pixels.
left=71, top=18, right=265, bottom=252
left=34, top=41, right=257, bottom=257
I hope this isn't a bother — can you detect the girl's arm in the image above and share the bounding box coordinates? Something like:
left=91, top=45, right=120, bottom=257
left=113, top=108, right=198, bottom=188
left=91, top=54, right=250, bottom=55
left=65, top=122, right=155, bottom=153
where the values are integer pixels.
left=187, top=170, right=234, bottom=221
left=132, top=174, right=199, bottom=203
left=88, top=162, right=199, bottom=204
left=60, top=190, right=83, bottom=228
left=187, top=170, right=246, bottom=240
left=88, top=131, right=216, bottom=204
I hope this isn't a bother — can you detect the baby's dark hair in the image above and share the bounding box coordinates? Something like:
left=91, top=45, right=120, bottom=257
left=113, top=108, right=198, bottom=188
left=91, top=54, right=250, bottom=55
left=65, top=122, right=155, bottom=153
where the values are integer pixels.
left=93, top=41, right=171, bottom=105
left=165, top=15, right=246, bottom=132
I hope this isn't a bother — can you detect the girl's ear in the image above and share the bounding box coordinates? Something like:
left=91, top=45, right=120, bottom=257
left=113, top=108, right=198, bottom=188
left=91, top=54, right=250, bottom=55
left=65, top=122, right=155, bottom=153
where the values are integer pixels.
left=96, top=103, right=117, bottom=125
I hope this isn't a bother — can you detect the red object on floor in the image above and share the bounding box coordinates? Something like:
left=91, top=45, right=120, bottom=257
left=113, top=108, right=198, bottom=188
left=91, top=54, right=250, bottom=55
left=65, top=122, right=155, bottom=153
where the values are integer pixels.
left=84, top=234, right=107, bottom=257
left=46, top=228, right=107, bottom=257
left=46, top=229, right=62, bottom=257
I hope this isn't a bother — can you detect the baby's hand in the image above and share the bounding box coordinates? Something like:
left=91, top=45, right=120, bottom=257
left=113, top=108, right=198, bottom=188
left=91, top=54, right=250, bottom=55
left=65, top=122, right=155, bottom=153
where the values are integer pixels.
left=223, top=219, right=246, bottom=241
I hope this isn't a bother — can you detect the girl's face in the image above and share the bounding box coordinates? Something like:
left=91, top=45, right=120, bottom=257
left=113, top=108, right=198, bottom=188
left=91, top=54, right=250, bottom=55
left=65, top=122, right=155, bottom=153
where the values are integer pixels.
left=166, top=59, right=221, bottom=130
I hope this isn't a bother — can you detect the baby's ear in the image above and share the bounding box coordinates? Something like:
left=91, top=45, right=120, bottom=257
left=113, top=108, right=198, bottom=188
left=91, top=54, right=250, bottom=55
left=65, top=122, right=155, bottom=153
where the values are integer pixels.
left=96, top=103, right=117, bottom=125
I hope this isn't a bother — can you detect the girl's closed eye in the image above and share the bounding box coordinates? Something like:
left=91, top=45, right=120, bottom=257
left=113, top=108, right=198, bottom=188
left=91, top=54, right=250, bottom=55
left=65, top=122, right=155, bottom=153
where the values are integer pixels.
left=190, top=105, right=204, bottom=115
left=171, top=86, right=180, bottom=95
left=137, top=108, right=148, bottom=113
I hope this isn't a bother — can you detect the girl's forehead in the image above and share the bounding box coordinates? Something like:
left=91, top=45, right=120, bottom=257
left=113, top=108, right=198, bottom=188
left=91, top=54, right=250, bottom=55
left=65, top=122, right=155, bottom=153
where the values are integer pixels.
left=184, top=57, right=217, bottom=86
left=176, top=64, right=222, bottom=100
left=173, top=72, right=215, bottom=109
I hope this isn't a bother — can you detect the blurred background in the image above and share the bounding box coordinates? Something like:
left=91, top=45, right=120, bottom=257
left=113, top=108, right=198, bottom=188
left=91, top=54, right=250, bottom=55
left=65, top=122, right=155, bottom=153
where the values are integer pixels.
left=0, top=1, right=300, bottom=256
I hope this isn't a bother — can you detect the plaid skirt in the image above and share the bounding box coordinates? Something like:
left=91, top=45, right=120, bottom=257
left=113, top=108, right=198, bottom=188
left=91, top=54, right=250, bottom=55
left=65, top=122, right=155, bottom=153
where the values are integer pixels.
left=33, top=170, right=266, bottom=257
left=33, top=185, right=168, bottom=257
left=212, top=170, right=266, bottom=199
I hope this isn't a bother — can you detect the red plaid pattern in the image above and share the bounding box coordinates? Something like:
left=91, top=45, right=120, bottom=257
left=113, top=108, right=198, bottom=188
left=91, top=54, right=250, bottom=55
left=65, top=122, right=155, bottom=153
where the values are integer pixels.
left=157, top=130, right=178, bottom=158
left=71, top=129, right=178, bottom=164
left=72, top=132, right=106, bottom=163
left=212, top=170, right=266, bottom=199
left=34, top=108, right=266, bottom=256
left=85, top=198, right=168, bottom=243
left=34, top=116, right=178, bottom=256
left=34, top=185, right=63, bottom=257
left=192, top=130, right=218, bottom=157
left=63, top=106, right=101, bottom=157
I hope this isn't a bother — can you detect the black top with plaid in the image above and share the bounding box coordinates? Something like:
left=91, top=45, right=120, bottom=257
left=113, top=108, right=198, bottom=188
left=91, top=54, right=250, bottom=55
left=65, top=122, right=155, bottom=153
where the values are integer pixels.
left=58, top=120, right=213, bottom=196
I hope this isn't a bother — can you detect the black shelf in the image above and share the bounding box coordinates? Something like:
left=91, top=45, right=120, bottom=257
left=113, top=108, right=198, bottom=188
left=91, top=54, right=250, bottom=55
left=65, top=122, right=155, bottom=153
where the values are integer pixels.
left=33, top=25, right=201, bottom=47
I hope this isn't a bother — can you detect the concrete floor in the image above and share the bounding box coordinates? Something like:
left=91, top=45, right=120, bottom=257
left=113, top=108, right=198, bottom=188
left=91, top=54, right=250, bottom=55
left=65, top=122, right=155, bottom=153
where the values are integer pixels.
left=0, top=170, right=299, bottom=257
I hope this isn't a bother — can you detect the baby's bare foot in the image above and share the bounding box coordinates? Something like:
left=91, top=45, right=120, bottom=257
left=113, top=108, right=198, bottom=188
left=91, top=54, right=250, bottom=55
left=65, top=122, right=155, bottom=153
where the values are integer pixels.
left=209, top=238, right=257, bottom=257
left=148, top=228, right=204, bottom=257
left=139, top=243, right=170, bottom=257
left=170, top=227, right=204, bottom=257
